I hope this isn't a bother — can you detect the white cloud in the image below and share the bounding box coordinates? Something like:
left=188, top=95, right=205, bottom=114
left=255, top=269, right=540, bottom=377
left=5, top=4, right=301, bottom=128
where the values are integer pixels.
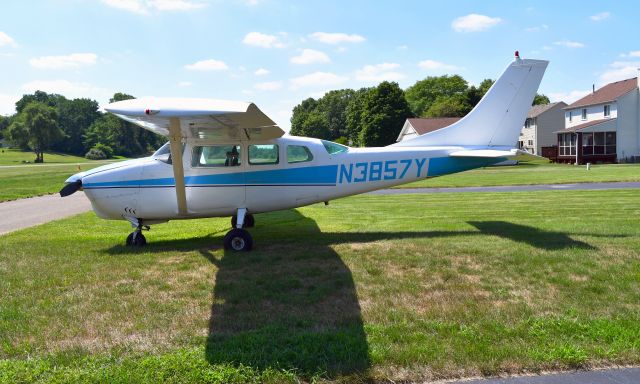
left=29, top=53, right=98, bottom=70
left=619, top=51, right=640, bottom=58
left=355, top=63, right=405, bottom=83
left=242, top=0, right=262, bottom=5
left=21, top=80, right=110, bottom=101
left=590, top=12, right=610, bottom=21
left=418, top=59, right=459, bottom=72
left=0, top=94, right=19, bottom=115
left=599, top=61, right=640, bottom=84
left=290, top=49, right=330, bottom=65
left=310, top=32, right=365, bottom=44
left=525, top=24, right=549, bottom=32
left=397, top=45, right=408, bottom=50
left=242, top=32, right=285, bottom=48
left=101, top=0, right=206, bottom=14
left=290, top=72, right=348, bottom=89
left=554, top=40, right=585, bottom=48
left=254, top=68, right=270, bottom=76
left=0, top=31, right=17, bottom=48
left=254, top=81, right=283, bottom=91
left=177, top=81, right=192, bottom=87
left=548, top=90, right=591, bottom=104
left=452, top=14, right=502, bottom=33
left=184, top=59, right=228, bottom=71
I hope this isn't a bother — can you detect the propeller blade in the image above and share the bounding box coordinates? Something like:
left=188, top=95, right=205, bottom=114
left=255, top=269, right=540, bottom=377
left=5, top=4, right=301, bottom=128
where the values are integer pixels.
left=59, top=180, right=82, bottom=197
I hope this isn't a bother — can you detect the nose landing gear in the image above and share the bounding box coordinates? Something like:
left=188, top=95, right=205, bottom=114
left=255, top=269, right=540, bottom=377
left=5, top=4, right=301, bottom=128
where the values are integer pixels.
left=125, top=218, right=149, bottom=247
left=224, top=208, right=253, bottom=251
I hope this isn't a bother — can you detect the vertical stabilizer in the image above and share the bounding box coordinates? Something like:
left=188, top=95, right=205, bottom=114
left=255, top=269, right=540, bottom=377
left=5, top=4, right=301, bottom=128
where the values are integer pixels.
left=395, top=55, right=548, bottom=147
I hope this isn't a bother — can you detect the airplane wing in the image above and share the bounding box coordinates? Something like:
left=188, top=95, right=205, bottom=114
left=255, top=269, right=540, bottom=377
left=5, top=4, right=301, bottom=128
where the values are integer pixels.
left=104, top=97, right=284, bottom=217
left=104, top=97, right=284, bottom=141
left=449, top=148, right=546, bottom=161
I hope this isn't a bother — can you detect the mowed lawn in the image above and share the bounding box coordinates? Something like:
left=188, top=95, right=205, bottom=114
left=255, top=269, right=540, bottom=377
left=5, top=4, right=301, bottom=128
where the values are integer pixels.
left=1, top=190, right=639, bottom=383
left=402, top=161, right=640, bottom=188
left=0, top=149, right=124, bottom=202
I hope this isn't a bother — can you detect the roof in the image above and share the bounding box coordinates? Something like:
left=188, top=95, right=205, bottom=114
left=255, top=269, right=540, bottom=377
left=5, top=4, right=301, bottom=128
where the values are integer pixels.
left=556, top=118, right=617, bottom=133
left=566, top=78, right=638, bottom=109
left=527, top=102, right=567, bottom=118
left=406, top=117, right=462, bottom=135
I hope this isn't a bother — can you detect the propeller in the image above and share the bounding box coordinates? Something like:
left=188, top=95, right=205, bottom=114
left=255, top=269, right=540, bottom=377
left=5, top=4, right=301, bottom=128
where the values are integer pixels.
left=59, top=180, right=82, bottom=197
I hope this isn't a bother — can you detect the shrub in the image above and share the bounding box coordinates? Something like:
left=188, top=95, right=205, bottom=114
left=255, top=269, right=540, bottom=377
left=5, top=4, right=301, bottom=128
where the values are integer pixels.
left=93, top=143, right=114, bottom=158
left=85, top=148, right=106, bottom=160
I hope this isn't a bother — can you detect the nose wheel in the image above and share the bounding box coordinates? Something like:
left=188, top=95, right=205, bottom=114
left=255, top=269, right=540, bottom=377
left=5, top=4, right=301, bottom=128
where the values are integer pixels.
left=225, top=208, right=254, bottom=251
left=125, top=218, right=149, bottom=247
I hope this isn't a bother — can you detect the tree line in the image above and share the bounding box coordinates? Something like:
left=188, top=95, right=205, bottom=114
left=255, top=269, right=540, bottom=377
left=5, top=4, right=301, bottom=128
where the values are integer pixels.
left=0, top=91, right=163, bottom=162
left=290, top=74, right=549, bottom=147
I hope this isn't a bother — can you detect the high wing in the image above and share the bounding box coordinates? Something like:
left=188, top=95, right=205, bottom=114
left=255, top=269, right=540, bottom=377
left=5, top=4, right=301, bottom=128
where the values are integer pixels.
left=104, top=97, right=284, bottom=216
left=104, top=97, right=284, bottom=141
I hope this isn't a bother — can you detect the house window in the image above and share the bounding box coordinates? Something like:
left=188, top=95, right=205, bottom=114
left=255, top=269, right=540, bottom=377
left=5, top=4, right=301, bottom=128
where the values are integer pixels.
left=582, top=131, right=616, bottom=156
left=559, top=133, right=576, bottom=156
left=569, top=111, right=573, bottom=122
left=528, top=140, right=533, bottom=146
left=248, top=144, right=279, bottom=165
left=604, top=104, right=610, bottom=117
left=518, top=141, right=524, bottom=149
left=581, top=108, right=587, bottom=120
left=524, top=118, right=532, bottom=129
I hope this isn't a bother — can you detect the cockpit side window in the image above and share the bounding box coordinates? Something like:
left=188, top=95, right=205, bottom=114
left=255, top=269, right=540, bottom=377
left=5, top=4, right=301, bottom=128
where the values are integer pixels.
left=287, top=145, right=314, bottom=163
left=191, top=145, right=242, bottom=167
left=321, top=140, right=349, bottom=155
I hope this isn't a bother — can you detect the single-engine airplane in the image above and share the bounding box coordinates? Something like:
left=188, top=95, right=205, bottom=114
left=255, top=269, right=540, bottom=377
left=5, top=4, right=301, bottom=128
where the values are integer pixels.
left=60, top=53, right=548, bottom=251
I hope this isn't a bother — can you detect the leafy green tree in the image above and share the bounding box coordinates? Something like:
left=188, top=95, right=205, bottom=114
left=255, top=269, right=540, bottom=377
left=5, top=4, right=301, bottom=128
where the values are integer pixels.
left=300, top=110, right=331, bottom=140
left=359, top=81, right=412, bottom=147
left=290, top=98, right=319, bottom=136
left=533, top=93, right=550, bottom=105
left=15, top=91, right=66, bottom=113
left=424, top=93, right=471, bottom=117
left=405, top=75, right=468, bottom=117
left=317, top=89, right=355, bottom=139
left=345, top=87, right=372, bottom=146
left=8, top=102, right=64, bottom=162
left=55, top=98, right=101, bottom=155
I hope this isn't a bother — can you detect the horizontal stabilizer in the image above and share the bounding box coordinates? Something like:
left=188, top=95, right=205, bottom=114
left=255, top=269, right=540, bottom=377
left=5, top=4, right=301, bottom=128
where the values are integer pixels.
left=449, top=149, right=546, bottom=161
left=105, top=97, right=284, bottom=141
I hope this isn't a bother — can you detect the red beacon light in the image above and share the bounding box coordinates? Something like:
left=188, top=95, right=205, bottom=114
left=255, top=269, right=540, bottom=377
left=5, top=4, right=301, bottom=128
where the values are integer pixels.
left=515, top=50, right=520, bottom=59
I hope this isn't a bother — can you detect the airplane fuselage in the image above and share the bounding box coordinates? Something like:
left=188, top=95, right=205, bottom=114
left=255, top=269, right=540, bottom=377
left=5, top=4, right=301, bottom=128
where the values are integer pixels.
left=71, top=135, right=503, bottom=222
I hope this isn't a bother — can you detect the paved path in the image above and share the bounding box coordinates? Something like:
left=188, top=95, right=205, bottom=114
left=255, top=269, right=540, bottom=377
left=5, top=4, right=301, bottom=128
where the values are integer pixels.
left=453, top=367, right=640, bottom=384
left=369, top=181, right=640, bottom=195
left=0, top=192, right=91, bottom=235
left=1, top=182, right=639, bottom=236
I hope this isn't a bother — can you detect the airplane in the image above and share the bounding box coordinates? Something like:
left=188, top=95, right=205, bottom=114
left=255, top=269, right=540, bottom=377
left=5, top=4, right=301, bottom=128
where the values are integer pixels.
left=60, top=53, right=548, bottom=251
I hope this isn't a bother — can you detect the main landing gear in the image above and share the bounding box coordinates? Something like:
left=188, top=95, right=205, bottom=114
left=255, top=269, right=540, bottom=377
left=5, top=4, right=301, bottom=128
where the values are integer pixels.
left=125, top=218, right=149, bottom=247
left=225, top=208, right=253, bottom=251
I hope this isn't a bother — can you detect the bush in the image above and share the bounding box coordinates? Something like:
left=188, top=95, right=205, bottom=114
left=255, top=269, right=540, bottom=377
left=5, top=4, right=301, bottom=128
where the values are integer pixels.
left=334, top=136, right=349, bottom=145
left=93, top=143, right=113, bottom=158
left=85, top=148, right=106, bottom=160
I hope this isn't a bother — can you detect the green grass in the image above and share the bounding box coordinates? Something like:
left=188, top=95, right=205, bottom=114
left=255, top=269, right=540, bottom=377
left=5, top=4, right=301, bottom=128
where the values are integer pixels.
left=402, top=161, right=640, bottom=188
left=0, top=148, right=96, bottom=165
left=1, top=190, right=639, bottom=382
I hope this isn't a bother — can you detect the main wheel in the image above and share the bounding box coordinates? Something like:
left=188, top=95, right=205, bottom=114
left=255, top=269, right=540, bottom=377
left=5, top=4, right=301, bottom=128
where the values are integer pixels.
left=223, top=228, right=253, bottom=251
left=126, top=232, right=147, bottom=247
left=231, top=214, right=255, bottom=228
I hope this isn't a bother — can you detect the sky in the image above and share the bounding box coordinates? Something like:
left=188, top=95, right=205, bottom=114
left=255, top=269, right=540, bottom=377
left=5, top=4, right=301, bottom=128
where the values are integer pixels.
left=1, top=0, right=639, bottom=130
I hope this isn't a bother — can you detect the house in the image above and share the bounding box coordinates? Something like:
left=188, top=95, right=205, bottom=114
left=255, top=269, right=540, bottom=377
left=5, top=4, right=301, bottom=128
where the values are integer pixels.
left=396, top=117, right=461, bottom=142
left=519, top=102, right=567, bottom=155
left=555, top=76, right=640, bottom=164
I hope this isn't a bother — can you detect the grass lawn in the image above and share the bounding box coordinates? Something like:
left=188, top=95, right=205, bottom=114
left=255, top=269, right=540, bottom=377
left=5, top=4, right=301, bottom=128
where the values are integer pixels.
left=0, top=149, right=128, bottom=202
left=1, top=190, right=639, bottom=382
left=402, top=161, right=640, bottom=188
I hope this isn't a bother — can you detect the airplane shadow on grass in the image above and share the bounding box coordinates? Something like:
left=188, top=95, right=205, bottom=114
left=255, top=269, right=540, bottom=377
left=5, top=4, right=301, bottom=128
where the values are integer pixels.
left=104, top=213, right=615, bottom=378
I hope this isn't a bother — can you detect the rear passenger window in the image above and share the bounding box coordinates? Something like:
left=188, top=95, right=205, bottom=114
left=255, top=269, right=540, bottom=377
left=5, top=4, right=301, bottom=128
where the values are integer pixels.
left=287, top=145, right=313, bottom=163
left=249, top=144, right=279, bottom=165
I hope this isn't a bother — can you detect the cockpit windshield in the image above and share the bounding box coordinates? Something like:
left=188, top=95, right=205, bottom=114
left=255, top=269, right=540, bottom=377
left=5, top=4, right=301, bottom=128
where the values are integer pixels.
left=321, top=140, right=349, bottom=155
left=152, top=142, right=172, bottom=164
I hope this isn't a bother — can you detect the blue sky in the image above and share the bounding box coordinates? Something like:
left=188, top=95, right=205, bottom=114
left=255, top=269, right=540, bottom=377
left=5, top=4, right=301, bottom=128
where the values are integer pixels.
left=1, top=0, right=639, bottom=130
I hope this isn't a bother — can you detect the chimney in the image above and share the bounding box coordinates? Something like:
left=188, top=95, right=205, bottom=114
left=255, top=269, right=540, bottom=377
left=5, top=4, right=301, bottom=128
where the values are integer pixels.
left=592, top=84, right=595, bottom=93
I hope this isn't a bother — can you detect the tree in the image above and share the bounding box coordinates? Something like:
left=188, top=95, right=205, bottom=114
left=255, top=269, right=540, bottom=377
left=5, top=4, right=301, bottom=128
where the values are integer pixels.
left=405, top=75, right=468, bottom=117
left=290, top=98, right=319, bottom=136
left=54, top=98, right=101, bottom=155
left=424, top=93, right=471, bottom=118
left=317, top=89, right=355, bottom=139
left=8, top=102, right=64, bottom=162
left=345, top=87, right=372, bottom=146
left=359, top=81, right=412, bottom=147
left=533, top=93, right=550, bottom=105
left=300, top=110, right=331, bottom=140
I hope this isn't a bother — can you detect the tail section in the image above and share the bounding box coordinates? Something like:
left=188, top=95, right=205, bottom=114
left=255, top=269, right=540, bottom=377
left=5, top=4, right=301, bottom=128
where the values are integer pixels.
left=395, top=55, right=548, bottom=148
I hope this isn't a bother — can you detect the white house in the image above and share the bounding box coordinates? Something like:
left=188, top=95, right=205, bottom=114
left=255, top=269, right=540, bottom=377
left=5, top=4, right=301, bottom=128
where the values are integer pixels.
left=519, top=102, right=567, bottom=155
left=556, top=76, right=640, bottom=164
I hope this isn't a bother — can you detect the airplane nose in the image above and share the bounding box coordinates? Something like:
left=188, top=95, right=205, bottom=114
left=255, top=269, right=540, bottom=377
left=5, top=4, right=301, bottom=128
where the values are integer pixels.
left=60, top=172, right=84, bottom=197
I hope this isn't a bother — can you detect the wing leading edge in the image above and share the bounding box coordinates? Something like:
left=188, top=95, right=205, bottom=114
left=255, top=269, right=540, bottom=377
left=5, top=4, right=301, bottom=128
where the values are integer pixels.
left=105, top=97, right=284, bottom=141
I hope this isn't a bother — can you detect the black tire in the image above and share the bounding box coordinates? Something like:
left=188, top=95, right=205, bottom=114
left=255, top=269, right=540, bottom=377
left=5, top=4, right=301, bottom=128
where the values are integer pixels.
left=223, top=228, right=253, bottom=251
left=231, top=214, right=255, bottom=228
left=126, top=232, right=146, bottom=247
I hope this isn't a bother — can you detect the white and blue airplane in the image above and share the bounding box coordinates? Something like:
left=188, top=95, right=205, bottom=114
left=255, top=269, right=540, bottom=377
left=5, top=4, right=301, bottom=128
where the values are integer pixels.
left=60, top=53, right=548, bottom=251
